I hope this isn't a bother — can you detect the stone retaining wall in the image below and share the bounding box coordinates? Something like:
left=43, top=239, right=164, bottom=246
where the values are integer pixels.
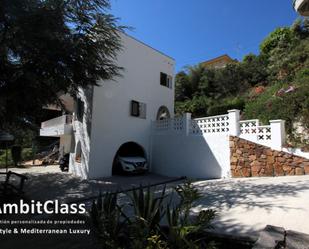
left=230, top=136, right=309, bottom=177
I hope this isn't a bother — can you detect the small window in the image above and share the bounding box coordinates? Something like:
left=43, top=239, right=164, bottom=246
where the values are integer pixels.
left=160, top=72, right=173, bottom=88
left=131, top=100, right=140, bottom=117
left=131, top=100, right=146, bottom=119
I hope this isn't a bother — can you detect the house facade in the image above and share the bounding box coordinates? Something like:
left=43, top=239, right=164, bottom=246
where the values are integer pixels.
left=40, top=33, right=308, bottom=181
left=201, top=54, right=237, bottom=69
left=40, top=33, right=175, bottom=179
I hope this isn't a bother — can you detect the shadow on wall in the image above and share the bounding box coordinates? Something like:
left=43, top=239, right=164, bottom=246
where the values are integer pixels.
left=151, top=133, right=225, bottom=179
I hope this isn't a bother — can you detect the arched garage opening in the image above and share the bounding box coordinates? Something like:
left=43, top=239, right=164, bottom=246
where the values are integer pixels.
left=112, top=142, right=146, bottom=175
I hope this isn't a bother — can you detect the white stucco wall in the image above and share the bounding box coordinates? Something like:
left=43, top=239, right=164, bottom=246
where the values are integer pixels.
left=151, top=133, right=230, bottom=179
left=87, top=33, right=175, bottom=178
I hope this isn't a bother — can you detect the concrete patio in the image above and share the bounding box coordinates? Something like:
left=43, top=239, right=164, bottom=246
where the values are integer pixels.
left=192, top=175, right=309, bottom=236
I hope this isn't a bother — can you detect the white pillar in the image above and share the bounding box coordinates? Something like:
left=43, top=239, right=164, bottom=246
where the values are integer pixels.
left=183, top=113, right=192, bottom=136
left=228, top=109, right=240, bottom=136
left=270, top=120, right=285, bottom=150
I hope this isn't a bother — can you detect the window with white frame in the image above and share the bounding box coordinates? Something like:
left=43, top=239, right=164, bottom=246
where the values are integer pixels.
left=131, top=100, right=146, bottom=119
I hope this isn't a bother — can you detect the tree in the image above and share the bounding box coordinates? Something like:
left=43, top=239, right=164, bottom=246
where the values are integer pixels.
left=241, top=53, right=269, bottom=86
left=260, top=27, right=295, bottom=56
left=0, top=0, right=123, bottom=129
left=213, top=63, right=249, bottom=98
left=175, top=71, right=189, bottom=101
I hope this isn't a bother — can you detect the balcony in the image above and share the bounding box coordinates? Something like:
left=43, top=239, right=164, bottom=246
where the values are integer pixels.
left=40, top=115, right=73, bottom=137
left=294, top=0, right=309, bottom=16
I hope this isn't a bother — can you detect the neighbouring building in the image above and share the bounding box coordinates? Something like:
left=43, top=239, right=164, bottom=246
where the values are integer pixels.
left=294, top=0, right=309, bottom=16
left=40, top=32, right=175, bottom=179
left=201, top=54, right=237, bottom=69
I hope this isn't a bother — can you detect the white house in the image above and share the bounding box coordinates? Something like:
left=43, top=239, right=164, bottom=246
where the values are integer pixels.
left=40, top=33, right=175, bottom=179
left=40, top=33, right=302, bottom=181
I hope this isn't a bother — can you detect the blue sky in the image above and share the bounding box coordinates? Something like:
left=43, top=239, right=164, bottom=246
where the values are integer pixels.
left=110, top=0, right=299, bottom=72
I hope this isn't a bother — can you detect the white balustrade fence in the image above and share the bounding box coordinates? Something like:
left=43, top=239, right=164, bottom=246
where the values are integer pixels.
left=154, top=118, right=171, bottom=131
left=152, top=110, right=286, bottom=150
left=173, top=117, right=184, bottom=132
left=239, top=119, right=273, bottom=147
left=191, top=115, right=230, bottom=135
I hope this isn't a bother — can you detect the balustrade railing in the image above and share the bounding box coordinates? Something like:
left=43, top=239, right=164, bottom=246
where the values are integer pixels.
left=152, top=110, right=285, bottom=150
left=41, top=115, right=72, bottom=128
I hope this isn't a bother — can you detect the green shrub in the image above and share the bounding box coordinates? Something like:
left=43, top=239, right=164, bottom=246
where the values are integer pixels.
left=91, top=192, right=127, bottom=249
left=207, top=97, right=245, bottom=116
left=91, top=182, right=216, bottom=249
left=0, top=147, right=35, bottom=168
left=244, top=69, right=309, bottom=146
left=166, top=182, right=216, bottom=249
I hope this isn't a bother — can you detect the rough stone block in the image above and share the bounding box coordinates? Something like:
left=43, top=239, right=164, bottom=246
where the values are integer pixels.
left=251, top=161, right=262, bottom=167
left=264, top=165, right=274, bottom=176
left=288, top=168, right=296, bottom=176
left=256, top=149, right=263, bottom=157
left=261, top=154, right=267, bottom=159
left=295, top=167, right=305, bottom=176
left=241, top=168, right=251, bottom=177
left=284, top=154, right=293, bottom=159
left=232, top=170, right=242, bottom=178
left=283, top=165, right=292, bottom=172
left=236, top=149, right=242, bottom=155
left=273, top=151, right=279, bottom=156
left=274, top=163, right=284, bottom=176
left=302, top=162, right=309, bottom=168
left=252, top=165, right=261, bottom=173
left=293, top=157, right=304, bottom=163
left=267, top=156, right=275, bottom=164
left=277, top=157, right=286, bottom=163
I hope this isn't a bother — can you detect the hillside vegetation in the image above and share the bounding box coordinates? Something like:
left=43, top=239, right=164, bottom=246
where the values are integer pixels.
left=175, top=19, right=309, bottom=149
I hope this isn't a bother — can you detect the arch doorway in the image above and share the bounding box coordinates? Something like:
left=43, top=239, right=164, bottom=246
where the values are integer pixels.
left=156, top=106, right=170, bottom=120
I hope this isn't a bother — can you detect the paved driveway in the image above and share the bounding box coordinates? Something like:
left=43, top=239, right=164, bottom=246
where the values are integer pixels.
left=0, top=166, right=181, bottom=203
left=2, top=166, right=309, bottom=236
left=192, top=175, right=309, bottom=236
